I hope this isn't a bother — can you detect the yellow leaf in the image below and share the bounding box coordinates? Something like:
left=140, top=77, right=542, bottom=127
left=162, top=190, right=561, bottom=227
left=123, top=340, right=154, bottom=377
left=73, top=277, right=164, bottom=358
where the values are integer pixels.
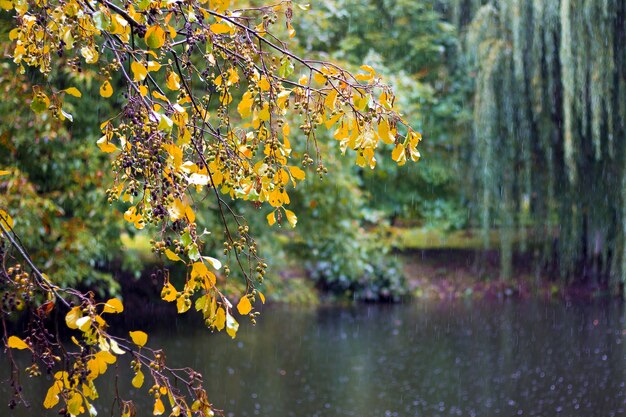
left=176, top=295, right=190, bottom=313
left=63, top=87, right=82, bottom=98
left=43, top=382, right=61, bottom=409
left=392, top=143, right=406, bottom=166
left=100, top=80, right=113, bottom=98
left=139, top=85, right=148, bottom=96
left=97, top=136, right=117, bottom=153
left=377, top=118, right=394, bottom=144
left=154, top=397, right=165, bottom=415
left=110, top=338, right=125, bottom=355
left=237, top=91, right=253, bottom=118
left=0, top=170, right=9, bottom=176
left=203, top=256, right=222, bottom=270
left=167, top=198, right=185, bottom=221
left=7, top=335, right=29, bottom=350
left=129, top=330, right=148, bottom=347
left=289, top=166, right=306, bottom=181
left=0, top=209, right=14, bottom=229
left=166, top=71, right=181, bottom=91
left=287, top=22, right=296, bottom=38
left=258, top=77, right=270, bottom=91
left=65, top=306, right=82, bottom=329
left=102, top=298, right=124, bottom=314
left=132, top=369, right=144, bottom=388
left=214, top=307, right=226, bottom=331
left=67, top=392, right=83, bottom=416
left=210, top=23, right=231, bottom=34
left=191, top=262, right=212, bottom=287
left=145, top=25, right=166, bottom=48
left=284, top=209, right=297, bottom=228
left=147, top=61, right=162, bottom=72
left=226, top=312, right=239, bottom=338
left=165, top=249, right=182, bottom=262
left=81, top=46, right=99, bottom=64
left=258, top=291, right=266, bottom=304
left=355, top=64, right=375, bottom=82
left=76, top=316, right=92, bottom=331
left=131, top=61, right=148, bottom=82
left=237, top=296, right=252, bottom=315
left=161, top=282, right=177, bottom=302
left=324, top=89, right=338, bottom=109
left=266, top=211, right=276, bottom=226
left=258, top=102, right=270, bottom=122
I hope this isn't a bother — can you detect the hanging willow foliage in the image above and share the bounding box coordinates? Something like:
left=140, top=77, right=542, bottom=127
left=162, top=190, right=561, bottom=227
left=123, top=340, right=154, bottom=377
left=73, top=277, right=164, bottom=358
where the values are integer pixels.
left=447, top=0, right=626, bottom=288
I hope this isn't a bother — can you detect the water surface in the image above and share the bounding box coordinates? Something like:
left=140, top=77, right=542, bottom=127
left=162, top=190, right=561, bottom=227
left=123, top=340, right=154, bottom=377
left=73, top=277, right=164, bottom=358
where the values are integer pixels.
left=2, top=300, right=626, bottom=416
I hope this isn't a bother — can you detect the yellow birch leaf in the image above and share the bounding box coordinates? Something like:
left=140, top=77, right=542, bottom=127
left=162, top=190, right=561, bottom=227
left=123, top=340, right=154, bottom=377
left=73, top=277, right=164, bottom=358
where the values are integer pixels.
left=258, top=291, right=266, bottom=304
left=176, top=296, right=190, bottom=313
left=287, top=22, right=296, bottom=38
left=266, top=211, right=276, bottom=226
left=214, top=307, right=226, bottom=331
left=129, top=330, right=148, bottom=347
left=289, top=166, right=306, bottom=180
left=324, top=89, right=338, bottom=109
left=97, top=136, right=117, bottom=153
left=161, top=282, right=177, bottom=302
left=76, top=316, right=92, bottom=331
left=43, top=382, right=61, bottom=408
left=0, top=0, right=12, bottom=11
left=100, top=80, right=113, bottom=98
left=377, top=118, right=395, bottom=145
left=65, top=306, right=82, bottom=329
left=67, top=392, right=83, bottom=416
left=7, top=335, right=29, bottom=350
left=226, top=312, right=239, bottom=338
left=102, top=298, right=124, bottom=314
left=147, top=61, right=161, bottom=72
left=153, top=397, right=165, bottom=415
left=237, top=91, right=253, bottom=118
left=237, top=296, right=252, bottom=315
left=145, top=25, right=166, bottom=48
left=0, top=170, right=10, bottom=176
left=203, top=256, right=222, bottom=270
left=210, top=23, right=231, bottom=34
left=63, top=87, right=82, bottom=98
left=392, top=143, right=406, bottom=166
left=132, top=369, right=144, bottom=388
left=284, top=209, right=297, bottom=228
left=258, top=77, right=270, bottom=91
left=165, top=249, right=182, bottom=262
left=131, top=61, right=148, bottom=82
left=166, top=71, right=180, bottom=91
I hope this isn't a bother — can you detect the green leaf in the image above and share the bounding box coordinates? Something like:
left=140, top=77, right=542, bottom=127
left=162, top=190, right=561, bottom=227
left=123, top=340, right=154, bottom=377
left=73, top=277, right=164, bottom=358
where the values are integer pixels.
left=279, top=59, right=294, bottom=78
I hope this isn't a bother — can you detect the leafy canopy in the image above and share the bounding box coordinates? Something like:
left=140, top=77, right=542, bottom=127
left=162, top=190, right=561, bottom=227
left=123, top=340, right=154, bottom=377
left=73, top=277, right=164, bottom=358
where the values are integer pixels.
left=0, top=0, right=421, bottom=416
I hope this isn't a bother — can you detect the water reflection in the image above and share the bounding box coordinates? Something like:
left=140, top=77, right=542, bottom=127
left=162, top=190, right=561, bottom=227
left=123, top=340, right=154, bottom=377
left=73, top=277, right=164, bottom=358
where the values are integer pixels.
left=2, top=300, right=626, bottom=416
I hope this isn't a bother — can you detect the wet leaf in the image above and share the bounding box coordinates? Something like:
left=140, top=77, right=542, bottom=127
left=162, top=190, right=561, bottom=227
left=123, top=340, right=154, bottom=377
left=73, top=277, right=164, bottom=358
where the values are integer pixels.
left=99, top=80, right=113, bottom=98
left=129, top=330, right=148, bottom=347
left=7, top=335, right=29, bottom=350
left=236, top=296, right=252, bottom=315
left=102, top=298, right=124, bottom=314
left=132, top=369, right=144, bottom=388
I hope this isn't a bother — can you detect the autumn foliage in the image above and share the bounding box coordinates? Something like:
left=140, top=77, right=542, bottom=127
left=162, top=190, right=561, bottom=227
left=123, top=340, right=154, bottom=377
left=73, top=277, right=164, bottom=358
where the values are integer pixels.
left=0, top=0, right=420, bottom=415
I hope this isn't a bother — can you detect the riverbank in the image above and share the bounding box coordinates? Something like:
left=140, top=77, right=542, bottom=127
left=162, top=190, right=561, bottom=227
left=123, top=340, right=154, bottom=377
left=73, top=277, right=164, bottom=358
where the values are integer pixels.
left=118, top=227, right=620, bottom=310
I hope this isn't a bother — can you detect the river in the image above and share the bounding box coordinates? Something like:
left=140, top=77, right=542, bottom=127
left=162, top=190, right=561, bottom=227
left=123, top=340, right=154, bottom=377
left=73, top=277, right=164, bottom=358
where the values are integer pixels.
left=2, top=299, right=626, bottom=416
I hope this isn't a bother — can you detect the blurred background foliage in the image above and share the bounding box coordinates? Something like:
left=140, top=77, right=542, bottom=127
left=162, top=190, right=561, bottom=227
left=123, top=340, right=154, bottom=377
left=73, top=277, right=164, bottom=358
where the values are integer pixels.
left=3, top=0, right=624, bottom=302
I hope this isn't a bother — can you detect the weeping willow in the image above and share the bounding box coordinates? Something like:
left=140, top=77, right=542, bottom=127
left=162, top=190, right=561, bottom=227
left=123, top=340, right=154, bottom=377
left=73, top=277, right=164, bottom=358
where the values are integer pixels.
left=449, top=0, right=626, bottom=289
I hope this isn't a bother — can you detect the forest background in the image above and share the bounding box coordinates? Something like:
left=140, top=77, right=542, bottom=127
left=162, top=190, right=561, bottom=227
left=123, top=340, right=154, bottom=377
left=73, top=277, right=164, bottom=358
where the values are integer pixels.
left=2, top=0, right=625, bottom=306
